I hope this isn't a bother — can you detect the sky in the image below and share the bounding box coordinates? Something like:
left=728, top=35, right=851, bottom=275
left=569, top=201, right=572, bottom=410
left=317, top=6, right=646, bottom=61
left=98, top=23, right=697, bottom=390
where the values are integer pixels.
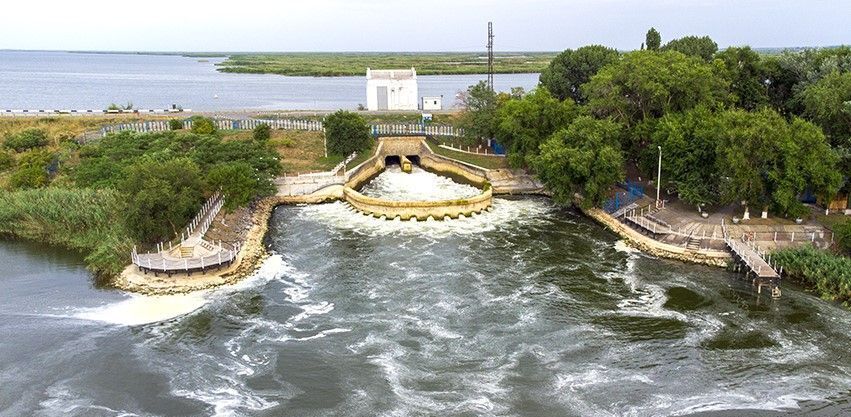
left=0, top=0, right=848, bottom=52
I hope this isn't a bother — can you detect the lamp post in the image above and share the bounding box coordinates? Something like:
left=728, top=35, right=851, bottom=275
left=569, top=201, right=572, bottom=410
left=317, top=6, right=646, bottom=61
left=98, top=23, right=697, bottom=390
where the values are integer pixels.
left=656, top=146, right=662, bottom=208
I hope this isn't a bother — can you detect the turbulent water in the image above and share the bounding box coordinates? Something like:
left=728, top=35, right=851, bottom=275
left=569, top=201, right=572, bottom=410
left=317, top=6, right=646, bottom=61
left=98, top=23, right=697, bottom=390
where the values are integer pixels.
left=2, top=169, right=851, bottom=416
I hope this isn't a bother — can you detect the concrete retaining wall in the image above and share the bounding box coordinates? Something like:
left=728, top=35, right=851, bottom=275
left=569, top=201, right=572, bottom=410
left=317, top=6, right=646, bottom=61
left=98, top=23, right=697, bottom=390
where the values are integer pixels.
left=343, top=187, right=492, bottom=220
left=583, top=207, right=732, bottom=267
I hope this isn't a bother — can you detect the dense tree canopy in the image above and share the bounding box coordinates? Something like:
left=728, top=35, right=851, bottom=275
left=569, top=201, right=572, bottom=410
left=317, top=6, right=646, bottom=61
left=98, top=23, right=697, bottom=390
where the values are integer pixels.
left=538, top=45, right=620, bottom=103
left=661, top=36, right=718, bottom=61
left=324, top=110, right=371, bottom=156
left=532, top=116, right=624, bottom=206
left=800, top=71, right=851, bottom=148
left=206, top=161, right=273, bottom=210
left=716, top=46, right=769, bottom=110
left=584, top=50, right=730, bottom=149
left=121, top=157, right=204, bottom=242
left=494, top=88, right=577, bottom=166
left=190, top=116, right=217, bottom=135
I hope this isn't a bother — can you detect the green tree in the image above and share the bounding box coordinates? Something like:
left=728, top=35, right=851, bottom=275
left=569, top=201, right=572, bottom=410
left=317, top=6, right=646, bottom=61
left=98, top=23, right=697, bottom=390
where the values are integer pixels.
left=494, top=88, right=578, bottom=166
left=206, top=161, right=274, bottom=210
left=715, top=108, right=841, bottom=216
left=649, top=106, right=724, bottom=206
left=645, top=27, right=661, bottom=51
left=531, top=116, right=625, bottom=206
left=324, top=110, right=371, bottom=156
left=168, top=119, right=183, bottom=130
left=539, top=45, right=620, bottom=102
left=799, top=71, right=851, bottom=148
left=661, top=36, right=718, bottom=61
left=584, top=50, right=730, bottom=148
left=716, top=46, right=769, bottom=110
left=190, top=116, right=217, bottom=135
left=121, top=157, right=203, bottom=242
left=252, top=123, right=272, bottom=142
left=3, top=128, right=49, bottom=152
left=458, top=81, right=500, bottom=141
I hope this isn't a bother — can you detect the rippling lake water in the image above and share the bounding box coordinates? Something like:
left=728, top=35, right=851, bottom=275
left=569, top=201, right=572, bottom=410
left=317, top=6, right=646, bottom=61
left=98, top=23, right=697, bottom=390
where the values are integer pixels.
left=0, top=51, right=539, bottom=111
left=2, top=169, right=851, bottom=416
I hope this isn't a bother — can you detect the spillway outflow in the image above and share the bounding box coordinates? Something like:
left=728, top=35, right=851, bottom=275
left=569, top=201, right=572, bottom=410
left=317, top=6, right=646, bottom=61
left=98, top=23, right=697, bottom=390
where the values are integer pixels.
left=359, top=165, right=481, bottom=201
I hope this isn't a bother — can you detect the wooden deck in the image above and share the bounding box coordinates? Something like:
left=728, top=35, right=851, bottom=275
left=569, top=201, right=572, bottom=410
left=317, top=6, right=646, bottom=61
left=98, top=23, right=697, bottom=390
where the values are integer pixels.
left=725, top=238, right=780, bottom=279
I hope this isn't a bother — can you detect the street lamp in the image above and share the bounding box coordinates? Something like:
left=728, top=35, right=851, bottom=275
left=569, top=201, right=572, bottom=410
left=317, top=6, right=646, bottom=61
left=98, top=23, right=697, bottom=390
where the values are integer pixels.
left=656, top=146, right=662, bottom=208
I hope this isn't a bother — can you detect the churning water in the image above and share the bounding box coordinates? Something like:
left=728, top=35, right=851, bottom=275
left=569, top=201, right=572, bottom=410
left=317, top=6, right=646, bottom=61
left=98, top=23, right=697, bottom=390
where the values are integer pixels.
left=2, top=169, right=851, bottom=416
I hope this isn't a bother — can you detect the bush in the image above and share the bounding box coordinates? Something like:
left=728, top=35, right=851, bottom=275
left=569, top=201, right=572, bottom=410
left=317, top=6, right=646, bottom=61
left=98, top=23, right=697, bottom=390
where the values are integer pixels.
left=9, top=165, right=48, bottom=189
left=121, top=157, right=204, bottom=242
left=324, top=110, right=371, bottom=156
left=0, top=150, right=13, bottom=171
left=3, top=128, right=49, bottom=152
left=169, top=119, right=184, bottom=130
left=206, top=162, right=274, bottom=210
left=252, top=123, right=271, bottom=142
left=190, top=116, right=217, bottom=135
left=835, top=220, right=851, bottom=255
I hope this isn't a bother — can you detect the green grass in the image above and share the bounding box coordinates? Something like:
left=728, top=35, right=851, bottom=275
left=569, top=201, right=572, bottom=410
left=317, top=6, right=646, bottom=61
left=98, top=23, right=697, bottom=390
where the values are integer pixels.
left=0, top=188, right=134, bottom=281
left=430, top=144, right=508, bottom=170
left=216, top=52, right=555, bottom=77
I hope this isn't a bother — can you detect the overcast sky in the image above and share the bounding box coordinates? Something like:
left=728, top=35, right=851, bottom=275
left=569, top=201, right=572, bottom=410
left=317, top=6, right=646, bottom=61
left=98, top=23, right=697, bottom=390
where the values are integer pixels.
left=0, top=0, right=848, bottom=52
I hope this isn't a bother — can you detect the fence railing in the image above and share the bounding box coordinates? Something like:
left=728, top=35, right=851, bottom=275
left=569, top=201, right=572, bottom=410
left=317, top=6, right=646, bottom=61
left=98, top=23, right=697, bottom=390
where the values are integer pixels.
left=98, top=118, right=464, bottom=138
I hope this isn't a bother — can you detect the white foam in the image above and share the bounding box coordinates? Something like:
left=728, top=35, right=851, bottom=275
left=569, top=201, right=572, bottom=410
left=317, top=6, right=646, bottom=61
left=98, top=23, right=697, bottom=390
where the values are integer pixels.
left=298, top=197, right=552, bottom=239
left=360, top=165, right=481, bottom=201
left=73, top=293, right=207, bottom=326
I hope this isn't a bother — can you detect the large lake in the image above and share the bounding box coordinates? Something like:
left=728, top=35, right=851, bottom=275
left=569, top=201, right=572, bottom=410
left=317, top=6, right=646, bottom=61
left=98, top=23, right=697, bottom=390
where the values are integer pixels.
left=0, top=51, right=539, bottom=111
left=2, top=169, right=851, bottom=416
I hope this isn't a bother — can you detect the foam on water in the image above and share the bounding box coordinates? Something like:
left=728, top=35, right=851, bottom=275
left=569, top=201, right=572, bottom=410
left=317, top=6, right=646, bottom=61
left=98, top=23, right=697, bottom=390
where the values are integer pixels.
left=73, top=293, right=208, bottom=326
left=359, top=165, right=481, bottom=201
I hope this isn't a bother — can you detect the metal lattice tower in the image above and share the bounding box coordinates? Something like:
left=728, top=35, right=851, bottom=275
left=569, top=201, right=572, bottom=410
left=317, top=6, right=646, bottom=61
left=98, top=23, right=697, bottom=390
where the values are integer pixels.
left=487, top=21, right=494, bottom=91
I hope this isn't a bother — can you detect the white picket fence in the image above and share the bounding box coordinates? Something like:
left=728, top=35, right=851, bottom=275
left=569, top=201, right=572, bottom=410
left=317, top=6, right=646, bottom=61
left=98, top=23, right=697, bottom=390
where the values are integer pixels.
left=99, top=118, right=465, bottom=138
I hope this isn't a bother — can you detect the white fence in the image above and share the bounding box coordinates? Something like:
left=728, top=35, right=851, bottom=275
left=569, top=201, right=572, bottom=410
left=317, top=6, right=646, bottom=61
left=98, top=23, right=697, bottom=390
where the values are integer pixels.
left=98, top=118, right=464, bottom=138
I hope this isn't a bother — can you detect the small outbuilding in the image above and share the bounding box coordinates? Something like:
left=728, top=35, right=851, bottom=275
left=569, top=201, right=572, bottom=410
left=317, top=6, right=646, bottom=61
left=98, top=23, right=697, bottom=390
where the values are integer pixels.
left=421, top=95, right=443, bottom=111
left=366, top=68, right=418, bottom=111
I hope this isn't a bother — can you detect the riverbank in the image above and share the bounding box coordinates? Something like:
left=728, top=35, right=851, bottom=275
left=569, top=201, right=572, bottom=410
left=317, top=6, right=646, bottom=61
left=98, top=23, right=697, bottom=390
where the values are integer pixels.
left=581, top=206, right=732, bottom=267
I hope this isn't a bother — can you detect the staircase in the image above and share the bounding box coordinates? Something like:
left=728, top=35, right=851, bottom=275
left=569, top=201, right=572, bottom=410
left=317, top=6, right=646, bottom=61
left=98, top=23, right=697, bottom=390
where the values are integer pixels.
left=686, top=236, right=702, bottom=251
left=179, top=246, right=194, bottom=258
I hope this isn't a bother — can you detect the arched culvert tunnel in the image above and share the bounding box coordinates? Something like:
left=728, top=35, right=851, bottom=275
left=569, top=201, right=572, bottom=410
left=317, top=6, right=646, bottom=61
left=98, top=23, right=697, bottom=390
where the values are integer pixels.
left=384, top=155, right=401, bottom=166
left=406, top=155, right=421, bottom=166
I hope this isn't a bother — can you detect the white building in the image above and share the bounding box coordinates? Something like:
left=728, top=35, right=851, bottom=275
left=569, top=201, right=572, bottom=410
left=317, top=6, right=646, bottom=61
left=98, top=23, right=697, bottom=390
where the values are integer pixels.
left=421, top=95, right=443, bottom=111
left=366, top=67, right=418, bottom=111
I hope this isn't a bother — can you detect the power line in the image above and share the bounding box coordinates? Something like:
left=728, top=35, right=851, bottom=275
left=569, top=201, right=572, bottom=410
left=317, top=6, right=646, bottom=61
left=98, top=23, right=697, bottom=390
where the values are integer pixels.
left=487, top=21, right=494, bottom=91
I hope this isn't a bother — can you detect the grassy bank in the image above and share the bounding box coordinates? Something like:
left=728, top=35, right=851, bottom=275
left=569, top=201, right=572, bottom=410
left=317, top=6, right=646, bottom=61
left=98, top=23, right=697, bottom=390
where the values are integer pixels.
left=0, top=188, right=134, bottom=281
left=772, top=245, right=851, bottom=304
left=430, top=144, right=508, bottom=169
left=216, top=52, right=555, bottom=76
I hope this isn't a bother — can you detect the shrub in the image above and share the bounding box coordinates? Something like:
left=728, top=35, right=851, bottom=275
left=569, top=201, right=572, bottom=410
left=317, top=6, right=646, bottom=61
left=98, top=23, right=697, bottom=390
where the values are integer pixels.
left=252, top=123, right=271, bottom=142
left=169, top=119, right=184, bottom=130
left=3, top=128, right=49, bottom=152
left=206, top=162, right=274, bottom=210
left=0, top=150, right=13, bottom=171
left=190, top=116, right=217, bottom=135
left=835, top=220, right=851, bottom=255
left=324, top=110, right=371, bottom=156
left=9, top=165, right=48, bottom=189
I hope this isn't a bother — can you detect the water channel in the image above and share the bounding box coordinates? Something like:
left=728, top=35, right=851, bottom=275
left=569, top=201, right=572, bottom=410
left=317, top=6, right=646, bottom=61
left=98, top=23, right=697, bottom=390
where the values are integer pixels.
left=1, top=168, right=850, bottom=416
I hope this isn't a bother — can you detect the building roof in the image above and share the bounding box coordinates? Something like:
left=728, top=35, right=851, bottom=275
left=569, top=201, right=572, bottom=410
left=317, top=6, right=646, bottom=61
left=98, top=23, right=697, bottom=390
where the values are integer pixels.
left=366, top=67, right=417, bottom=80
